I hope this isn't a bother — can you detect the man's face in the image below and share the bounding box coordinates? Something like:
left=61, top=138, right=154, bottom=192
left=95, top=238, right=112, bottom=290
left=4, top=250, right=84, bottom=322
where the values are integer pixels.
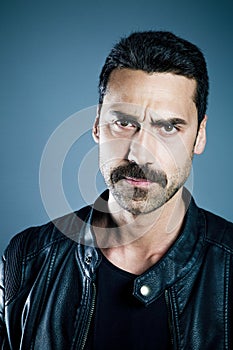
left=93, top=69, right=207, bottom=215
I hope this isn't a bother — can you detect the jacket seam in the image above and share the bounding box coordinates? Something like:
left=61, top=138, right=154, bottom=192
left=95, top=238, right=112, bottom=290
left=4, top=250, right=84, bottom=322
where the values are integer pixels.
left=170, top=286, right=181, bottom=348
left=5, top=257, right=24, bottom=306
left=5, top=237, right=69, bottom=305
left=23, top=236, right=70, bottom=262
left=205, top=238, right=233, bottom=255
left=30, top=243, right=59, bottom=349
left=71, top=276, right=91, bottom=349
left=224, top=254, right=230, bottom=349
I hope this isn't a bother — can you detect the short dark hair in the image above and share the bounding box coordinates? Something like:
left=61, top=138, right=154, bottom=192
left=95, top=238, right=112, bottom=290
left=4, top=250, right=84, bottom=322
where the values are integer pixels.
left=98, top=31, right=209, bottom=125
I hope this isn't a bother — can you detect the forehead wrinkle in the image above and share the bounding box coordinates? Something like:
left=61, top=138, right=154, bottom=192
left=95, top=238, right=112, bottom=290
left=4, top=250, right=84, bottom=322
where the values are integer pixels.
left=102, top=73, right=198, bottom=122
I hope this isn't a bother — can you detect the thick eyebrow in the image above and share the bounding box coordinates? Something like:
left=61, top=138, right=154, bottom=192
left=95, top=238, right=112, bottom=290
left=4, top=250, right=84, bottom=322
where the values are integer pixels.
left=110, top=111, right=188, bottom=128
left=110, top=110, right=138, bottom=120
left=150, top=117, right=188, bottom=127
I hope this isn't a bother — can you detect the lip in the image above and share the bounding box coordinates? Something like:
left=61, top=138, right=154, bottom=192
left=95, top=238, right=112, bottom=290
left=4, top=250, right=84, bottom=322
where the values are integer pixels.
left=124, top=177, right=153, bottom=187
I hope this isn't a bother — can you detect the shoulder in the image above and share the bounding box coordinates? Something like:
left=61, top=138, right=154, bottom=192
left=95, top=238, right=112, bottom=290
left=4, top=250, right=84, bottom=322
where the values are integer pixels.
left=3, top=205, right=92, bottom=260
left=202, top=208, right=233, bottom=253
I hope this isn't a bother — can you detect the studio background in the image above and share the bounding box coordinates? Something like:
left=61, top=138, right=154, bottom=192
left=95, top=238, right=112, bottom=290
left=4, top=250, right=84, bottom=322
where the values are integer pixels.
left=1, top=0, right=232, bottom=254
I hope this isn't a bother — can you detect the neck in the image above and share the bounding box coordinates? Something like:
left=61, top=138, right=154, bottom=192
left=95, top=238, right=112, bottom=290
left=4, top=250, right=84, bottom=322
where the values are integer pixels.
left=92, top=187, right=190, bottom=274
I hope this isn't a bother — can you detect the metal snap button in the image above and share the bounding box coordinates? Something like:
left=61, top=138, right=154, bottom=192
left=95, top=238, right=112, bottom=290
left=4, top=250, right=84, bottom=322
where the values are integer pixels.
left=140, top=285, right=150, bottom=297
left=85, top=255, right=92, bottom=264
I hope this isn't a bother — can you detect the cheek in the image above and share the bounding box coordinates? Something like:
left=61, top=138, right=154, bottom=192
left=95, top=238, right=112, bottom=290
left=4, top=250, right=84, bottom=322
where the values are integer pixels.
left=154, top=137, right=194, bottom=172
left=99, top=137, right=131, bottom=163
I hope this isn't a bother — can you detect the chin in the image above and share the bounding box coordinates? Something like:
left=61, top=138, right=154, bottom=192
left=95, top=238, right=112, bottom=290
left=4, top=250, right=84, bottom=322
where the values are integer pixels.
left=112, top=192, right=166, bottom=215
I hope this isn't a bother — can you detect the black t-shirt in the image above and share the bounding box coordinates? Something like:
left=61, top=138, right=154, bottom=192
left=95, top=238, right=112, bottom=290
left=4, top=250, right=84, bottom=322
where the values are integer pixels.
left=86, top=253, right=172, bottom=349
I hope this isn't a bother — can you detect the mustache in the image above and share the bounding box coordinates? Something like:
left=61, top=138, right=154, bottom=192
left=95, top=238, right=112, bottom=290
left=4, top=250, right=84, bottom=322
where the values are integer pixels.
left=110, top=163, right=167, bottom=188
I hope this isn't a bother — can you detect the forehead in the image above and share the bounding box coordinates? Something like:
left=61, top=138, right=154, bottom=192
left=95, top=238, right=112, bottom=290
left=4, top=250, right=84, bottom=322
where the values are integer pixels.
left=102, top=69, right=197, bottom=120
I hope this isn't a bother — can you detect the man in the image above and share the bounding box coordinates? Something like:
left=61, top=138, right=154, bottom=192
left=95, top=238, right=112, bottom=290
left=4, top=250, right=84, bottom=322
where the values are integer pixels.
left=0, top=31, right=233, bottom=349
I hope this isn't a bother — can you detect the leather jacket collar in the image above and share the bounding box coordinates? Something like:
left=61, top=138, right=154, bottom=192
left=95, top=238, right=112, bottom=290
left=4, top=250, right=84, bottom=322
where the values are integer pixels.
left=78, top=188, right=206, bottom=305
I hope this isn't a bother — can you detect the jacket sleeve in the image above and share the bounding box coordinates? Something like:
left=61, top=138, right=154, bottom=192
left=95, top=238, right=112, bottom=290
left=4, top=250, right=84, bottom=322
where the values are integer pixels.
left=0, top=256, right=10, bottom=349
left=0, top=256, right=5, bottom=343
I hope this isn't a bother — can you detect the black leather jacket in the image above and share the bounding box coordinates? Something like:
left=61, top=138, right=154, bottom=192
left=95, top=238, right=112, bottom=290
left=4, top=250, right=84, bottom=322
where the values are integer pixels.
left=0, top=194, right=233, bottom=349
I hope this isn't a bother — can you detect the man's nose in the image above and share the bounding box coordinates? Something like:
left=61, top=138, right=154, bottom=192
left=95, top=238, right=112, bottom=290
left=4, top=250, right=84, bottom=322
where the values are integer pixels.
left=127, top=128, right=156, bottom=165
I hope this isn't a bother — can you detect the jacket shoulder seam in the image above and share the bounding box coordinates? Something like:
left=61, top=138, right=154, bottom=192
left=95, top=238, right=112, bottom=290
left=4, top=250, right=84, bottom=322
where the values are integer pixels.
left=205, top=237, right=233, bottom=255
left=23, top=236, right=70, bottom=261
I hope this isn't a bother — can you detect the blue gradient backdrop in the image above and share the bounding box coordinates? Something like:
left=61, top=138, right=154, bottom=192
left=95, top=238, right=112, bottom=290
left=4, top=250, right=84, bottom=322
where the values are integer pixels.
left=1, top=0, right=233, bottom=254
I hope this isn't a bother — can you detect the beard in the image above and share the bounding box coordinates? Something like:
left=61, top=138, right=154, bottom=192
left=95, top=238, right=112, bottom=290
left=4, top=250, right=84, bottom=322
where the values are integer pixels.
left=101, top=160, right=192, bottom=215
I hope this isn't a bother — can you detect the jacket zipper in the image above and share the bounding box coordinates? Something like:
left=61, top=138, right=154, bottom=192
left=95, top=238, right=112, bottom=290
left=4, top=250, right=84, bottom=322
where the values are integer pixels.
left=80, top=282, right=96, bottom=350
left=165, top=289, right=175, bottom=348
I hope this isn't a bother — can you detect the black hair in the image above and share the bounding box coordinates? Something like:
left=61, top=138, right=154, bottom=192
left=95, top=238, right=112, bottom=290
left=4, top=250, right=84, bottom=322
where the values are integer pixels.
left=98, top=31, right=209, bottom=125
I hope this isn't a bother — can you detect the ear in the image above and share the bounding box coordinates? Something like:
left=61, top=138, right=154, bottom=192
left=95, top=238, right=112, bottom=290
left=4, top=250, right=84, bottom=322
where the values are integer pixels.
left=92, top=115, right=100, bottom=143
left=194, top=115, right=207, bottom=155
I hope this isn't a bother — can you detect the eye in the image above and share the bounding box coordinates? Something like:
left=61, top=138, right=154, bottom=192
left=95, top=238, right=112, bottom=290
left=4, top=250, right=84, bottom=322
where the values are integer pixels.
left=160, top=123, right=178, bottom=135
left=115, top=120, right=137, bottom=129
